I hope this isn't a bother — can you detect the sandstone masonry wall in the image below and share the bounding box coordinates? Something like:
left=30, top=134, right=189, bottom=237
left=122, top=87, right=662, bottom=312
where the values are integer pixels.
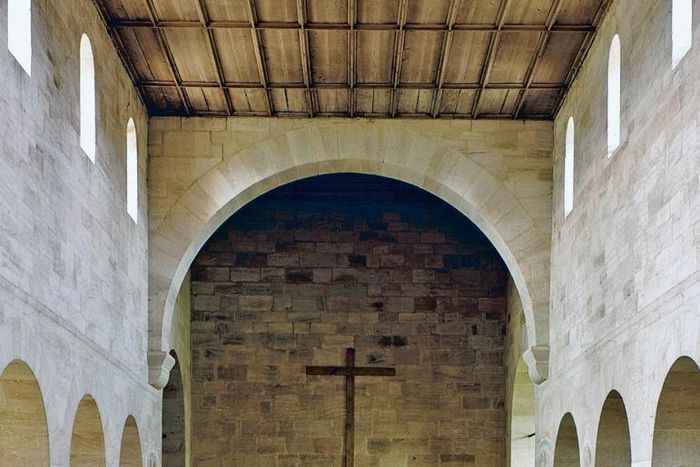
left=189, top=180, right=508, bottom=466
left=541, top=0, right=700, bottom=464
left=0, top=0, right=158, bottom=464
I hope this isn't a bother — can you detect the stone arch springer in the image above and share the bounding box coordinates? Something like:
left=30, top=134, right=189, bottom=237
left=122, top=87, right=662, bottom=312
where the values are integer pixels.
left=147, top=120, right=552, bottom=387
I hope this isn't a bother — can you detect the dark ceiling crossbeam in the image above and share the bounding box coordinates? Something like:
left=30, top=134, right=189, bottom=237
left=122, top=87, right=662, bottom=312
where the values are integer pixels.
left=512, top=0, right=565, bottom=119
left=142, top=0, right=191, bottom=115
left=389, top=0, right=409, bottom=118
left=430, top=0, right=461, bottom=118
left=107, top=19, right=594, bottom=33
left=296, top=0, right=315, bottom=117
left=245, top=0, right=274, bottom=116
left=553, top=0, right=612, bottom=116
left=135, top=81, right=565, bottom=91
left=194, top=0, right=233, bottom=116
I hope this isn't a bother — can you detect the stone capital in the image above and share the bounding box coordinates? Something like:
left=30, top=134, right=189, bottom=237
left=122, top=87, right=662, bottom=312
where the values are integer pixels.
left=148, top=351, right=176, bottom=390
left=524, top=345, right=549, bottom=385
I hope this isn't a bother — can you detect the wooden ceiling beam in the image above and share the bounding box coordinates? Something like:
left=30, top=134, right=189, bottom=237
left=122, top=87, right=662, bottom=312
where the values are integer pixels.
left=512, top=0, right=565, bottom=119
left=245, top=0, right=274, bottom=116
left=135, top=81, right=565, bottom=91
left=348, top=0, right=357, bottom=117
left=89, top=0, right=148, bottom=109
left=108, top=19, right=594, bottom=33
left=430, top=0, right=461, bottom=118
left=193, top=0, right=233, bottom=116
left=141, top=0, right=191, bottom=115
left=297, top=0, right=315, bottom=117
left=389, top=0, right=409, bottom=118
left=552, top=0, right=613, bottom=117
left=471, top=0, right=512, bottom=118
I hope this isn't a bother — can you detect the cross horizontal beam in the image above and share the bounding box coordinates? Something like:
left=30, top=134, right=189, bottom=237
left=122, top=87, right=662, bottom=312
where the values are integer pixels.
left=306, top=366, right=396, bottom=377
left=108, top=19, right=594, bottom=33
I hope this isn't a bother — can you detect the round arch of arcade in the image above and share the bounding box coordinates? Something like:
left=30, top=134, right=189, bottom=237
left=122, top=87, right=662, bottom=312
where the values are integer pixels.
left=147, top=119, right=553, bottom=386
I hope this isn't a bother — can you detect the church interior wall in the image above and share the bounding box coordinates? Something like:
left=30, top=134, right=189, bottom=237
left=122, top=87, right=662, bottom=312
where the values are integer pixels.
left=543, top=0, right=700, bottom=463
left=0, top=0, right=158, bottom=464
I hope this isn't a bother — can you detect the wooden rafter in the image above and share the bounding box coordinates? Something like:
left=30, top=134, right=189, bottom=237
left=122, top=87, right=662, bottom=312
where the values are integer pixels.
left=389, top=0, right=409, bottom=117
left=512, top=0, right=565, bottom=119
left=245, top=0, right=274, bottom=116
left=296, top=0, right=315, bottom=117
left=552, top=0, right=613, bottom=116
left=430, top=0, right=461, bottom=118
left=193, top=0, right=233, bottom=116
left=89, top=0, right=148, bottom=109
left=348, top=0, right=357, bottom=117
left=142, top=0, right=191, bottom=114
left=472, top=0, right=512, bottom=118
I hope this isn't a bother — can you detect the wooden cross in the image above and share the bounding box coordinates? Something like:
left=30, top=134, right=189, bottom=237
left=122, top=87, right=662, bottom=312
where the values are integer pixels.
left=306, top=348, right=396, bottom=467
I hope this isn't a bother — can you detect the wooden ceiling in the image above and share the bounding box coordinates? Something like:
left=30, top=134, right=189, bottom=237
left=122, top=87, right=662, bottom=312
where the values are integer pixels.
left=93, top=0, right=610, bottom=119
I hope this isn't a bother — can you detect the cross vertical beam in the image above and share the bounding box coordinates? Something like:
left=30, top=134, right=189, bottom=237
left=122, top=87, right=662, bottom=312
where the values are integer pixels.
left=430, top=0, right=461, bottom=118
left=306, top=348, right=396, bottom=467
left=245, top=0, right=274, bottom=116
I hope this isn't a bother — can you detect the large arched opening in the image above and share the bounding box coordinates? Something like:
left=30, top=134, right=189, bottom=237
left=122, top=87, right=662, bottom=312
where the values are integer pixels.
left=162, top=351, right=185, bottom=467
left=594, top=390, right=631, bottom=466
left=70, top=395, right=106, bottom=466
left=553, top=413, right=580, bottom=467
left=509, top=357, right=535, bottom=466
left=119, top=415, right=143, bottom=467
left=652, top=356, right=700, bottom=465
left=0, top=360, right=50, bottom=466
left=147, top=121, right=553, bottom=387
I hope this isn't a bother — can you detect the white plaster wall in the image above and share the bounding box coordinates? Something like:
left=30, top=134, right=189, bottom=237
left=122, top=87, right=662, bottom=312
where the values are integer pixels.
left=0, top=0, right=159, bottom=465
left=540, top=0, right=700, bottom=465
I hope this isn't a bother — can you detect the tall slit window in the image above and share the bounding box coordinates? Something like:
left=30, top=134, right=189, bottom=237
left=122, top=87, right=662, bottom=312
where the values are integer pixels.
left=564, top=117, right=575, bottom=218
left=126, top=118, right=138, bottom=222
left=607, top=35, right=621, bottom=157
left=672, top=0, right=692, bottom=68
left=8, top=0, right=32, bottom=75
left=80, top=34, right=96, bottom=162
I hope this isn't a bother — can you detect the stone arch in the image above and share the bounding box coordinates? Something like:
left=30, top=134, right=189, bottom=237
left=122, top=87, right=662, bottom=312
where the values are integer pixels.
left=509, top=356, right=536, bottom=466
left=162, top=351, right=185, bottom=467
left=553, top=413, right=580, bottom=467
left=70, top=395, right=106, bottom=466
left=119, top=415, right=143, bottom=467
left=594, top=390, right=631, bottom=466
left=148, top=122, right=552, bottom=385
left=652, top=356, right=700, bottom=466
left=0, top=360, right=49, bottom=466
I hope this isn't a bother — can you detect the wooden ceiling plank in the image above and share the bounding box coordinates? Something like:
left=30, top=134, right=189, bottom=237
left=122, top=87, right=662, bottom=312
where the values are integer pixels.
left=389, top=0, right=409, bottom=117
left=512, top=0, right=565, bottom=119
left=430, top=0, right=460, bottom=118
left=245, top=0, right=274, bottom=116
left=194, top=0, right=233, bottom=115
left=297, top=0, right=315, bottom=117
left=553, top=0, right=611, bottom=116
left=471, top=0, right=511, bottom=118
left=91, top=0, right=149, bottom=108
left=141, top=0, right=191, bottom=114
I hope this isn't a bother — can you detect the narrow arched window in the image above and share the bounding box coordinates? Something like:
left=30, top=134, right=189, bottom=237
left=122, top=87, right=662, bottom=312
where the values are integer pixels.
left=80, top=34, right=96, bottom=162
left=607, top=35, right=621, bottom=156
left=564, top=117, right=575, bottom=218
left=126, top=118, right=138, bottom=222
left=8, top=0, right=32, bottom=75
left=672, top=0, right=692, bottom=68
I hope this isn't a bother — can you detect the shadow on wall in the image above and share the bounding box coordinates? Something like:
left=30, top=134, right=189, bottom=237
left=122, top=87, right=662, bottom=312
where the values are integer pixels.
left=162, top=351, right=185, bottom=467
left=0, top=360, right=50, bottom=466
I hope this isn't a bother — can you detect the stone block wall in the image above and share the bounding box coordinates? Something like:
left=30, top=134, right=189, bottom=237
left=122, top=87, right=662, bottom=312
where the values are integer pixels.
left=190, top=178, right=508, bottom=466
